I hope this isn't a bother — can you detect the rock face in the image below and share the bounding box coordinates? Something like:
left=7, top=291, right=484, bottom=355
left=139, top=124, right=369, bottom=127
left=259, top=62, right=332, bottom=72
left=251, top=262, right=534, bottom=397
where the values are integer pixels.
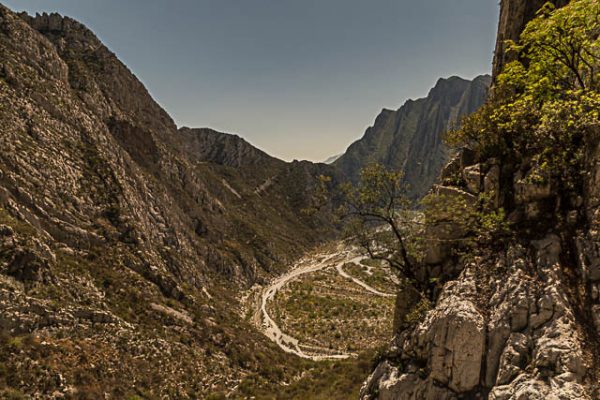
left=362, top=0, right=600, bottom=398
left=178, top=127, right=280, bottom=169
left=334, top=75, right=490, bottom=199
left=364, top=232, right=597, bottom=399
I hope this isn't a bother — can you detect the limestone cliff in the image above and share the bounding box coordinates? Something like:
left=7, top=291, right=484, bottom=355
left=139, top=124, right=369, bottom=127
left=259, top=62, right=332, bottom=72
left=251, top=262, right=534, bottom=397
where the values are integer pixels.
left=334, top=75, right=490, bottom=199
left=362, top=1, right=600, bottom=398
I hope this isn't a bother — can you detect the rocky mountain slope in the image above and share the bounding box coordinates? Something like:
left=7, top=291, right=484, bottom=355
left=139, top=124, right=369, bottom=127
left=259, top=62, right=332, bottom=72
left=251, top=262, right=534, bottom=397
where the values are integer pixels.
left=178, top=127, right=281, bottom=169
left=362, top=0, right=600, bottom=399
left=178, top=126, right=336, bottom=222
left=0, top=5, right=339, bottom=398
left=334, top=75, right=490, bottom=199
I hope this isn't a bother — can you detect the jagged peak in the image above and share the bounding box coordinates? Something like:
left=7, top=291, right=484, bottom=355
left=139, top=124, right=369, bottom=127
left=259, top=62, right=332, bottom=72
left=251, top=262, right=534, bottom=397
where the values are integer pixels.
left=17, top=11, right=88, bottom=35
left=427, top=74, right=491, bottom=103
left=428, top=76, right=470, bottom=97
left=435, top=75, right=470, bottom=85
left=474, top=73, right=492, bottom=82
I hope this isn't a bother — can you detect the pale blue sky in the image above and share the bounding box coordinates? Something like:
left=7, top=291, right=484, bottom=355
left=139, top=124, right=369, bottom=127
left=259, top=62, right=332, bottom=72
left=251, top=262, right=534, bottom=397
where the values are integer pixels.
left=4, top=0, right=499, bottom=161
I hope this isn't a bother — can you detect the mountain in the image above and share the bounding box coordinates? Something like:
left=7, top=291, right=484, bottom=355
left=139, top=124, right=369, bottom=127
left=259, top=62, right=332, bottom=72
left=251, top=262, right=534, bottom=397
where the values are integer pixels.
left=0, top=6, right=336, bottom=398
left=6, top=1, right=597, bottom=399
left=362, top=0, right=600, bottom=398
left=0, top=6, right=494, bottom=398
left=178, top=127, right=281, bottom=169
left=334, top=75, right=491, bottom=198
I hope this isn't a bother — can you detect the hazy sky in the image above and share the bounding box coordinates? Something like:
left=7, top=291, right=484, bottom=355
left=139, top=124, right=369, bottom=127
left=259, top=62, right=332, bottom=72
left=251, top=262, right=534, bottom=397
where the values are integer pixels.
left=5, top=0, right=499, bottom=162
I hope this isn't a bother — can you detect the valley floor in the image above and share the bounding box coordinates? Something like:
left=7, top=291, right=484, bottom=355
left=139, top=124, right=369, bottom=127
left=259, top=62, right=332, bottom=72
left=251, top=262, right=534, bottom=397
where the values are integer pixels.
left=246, top=241, right=397, bottom=362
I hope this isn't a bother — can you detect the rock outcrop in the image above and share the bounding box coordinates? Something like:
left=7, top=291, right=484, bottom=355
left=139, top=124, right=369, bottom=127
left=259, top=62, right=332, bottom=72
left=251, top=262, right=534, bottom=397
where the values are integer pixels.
left=334, top=75, right=490, bottom=199
left=364, top=233, right=596, bottom=399
left=362, top=1, right=600, bottom=398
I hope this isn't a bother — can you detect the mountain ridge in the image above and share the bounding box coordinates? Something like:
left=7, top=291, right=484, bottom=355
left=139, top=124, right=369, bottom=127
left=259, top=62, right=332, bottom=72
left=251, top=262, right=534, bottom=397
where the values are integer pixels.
left=0, top=5, right=512, bottom=399
left=334, top=74, right=491, bottom=198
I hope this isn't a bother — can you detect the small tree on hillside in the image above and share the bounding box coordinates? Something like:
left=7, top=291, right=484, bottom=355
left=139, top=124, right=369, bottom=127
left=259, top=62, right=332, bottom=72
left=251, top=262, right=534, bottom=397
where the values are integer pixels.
left=337, top=164, right=425, bottom=292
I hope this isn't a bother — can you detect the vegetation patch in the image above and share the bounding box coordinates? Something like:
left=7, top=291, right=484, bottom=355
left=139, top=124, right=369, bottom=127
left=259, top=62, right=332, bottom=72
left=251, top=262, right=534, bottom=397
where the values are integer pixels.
left=269, top=265, right=395, bottom=353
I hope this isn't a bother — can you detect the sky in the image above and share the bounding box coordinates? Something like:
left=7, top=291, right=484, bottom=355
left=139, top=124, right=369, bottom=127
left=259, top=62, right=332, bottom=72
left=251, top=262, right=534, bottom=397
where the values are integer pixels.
left=4, top=0, right=499, bottom=162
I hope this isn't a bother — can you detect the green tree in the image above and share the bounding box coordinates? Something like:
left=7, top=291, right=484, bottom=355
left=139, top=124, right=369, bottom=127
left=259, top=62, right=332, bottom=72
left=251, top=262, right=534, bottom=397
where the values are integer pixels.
left=514, top=0, right=600, bottom=91
left=338, top=164, right=424, bottom=291
left=448, top=0, right=600, bottom=199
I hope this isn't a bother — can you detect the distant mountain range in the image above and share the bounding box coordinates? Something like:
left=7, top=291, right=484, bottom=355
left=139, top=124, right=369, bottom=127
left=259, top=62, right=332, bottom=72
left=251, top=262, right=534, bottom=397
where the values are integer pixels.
left=183, top=75, right=491, bottom=201
left=179, top=75, right=491, bottom=203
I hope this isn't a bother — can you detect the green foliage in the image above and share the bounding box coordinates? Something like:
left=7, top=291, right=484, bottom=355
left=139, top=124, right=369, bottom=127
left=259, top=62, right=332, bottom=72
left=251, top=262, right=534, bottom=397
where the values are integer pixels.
left=421, top=192, right=476, bottom=235
left=448, top=0, right=600, bottom=194
left=338, top=164, right=422, bottom=289
left=421, top=190, right=509, bottom=248
left=515, top=0, right=600, bottom=92
left=341, top=164, right=410, bottom=216
left=7, top=336, right=23, bottom=350
left=404, top=297, right=432, bottom=325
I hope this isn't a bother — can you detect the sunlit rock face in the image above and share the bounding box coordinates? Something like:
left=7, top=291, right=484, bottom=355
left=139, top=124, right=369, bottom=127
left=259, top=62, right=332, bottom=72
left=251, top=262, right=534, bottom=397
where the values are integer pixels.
left=362, top=1, right=599, bottom=398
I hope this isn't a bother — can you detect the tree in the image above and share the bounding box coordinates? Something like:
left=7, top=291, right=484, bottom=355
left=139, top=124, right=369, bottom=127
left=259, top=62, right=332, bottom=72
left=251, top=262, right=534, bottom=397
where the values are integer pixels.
left=338, top=164, right=425, bottom=292
left=448, top=0, right=600, bottom=199
left=514, top=0, right=600, bottom=92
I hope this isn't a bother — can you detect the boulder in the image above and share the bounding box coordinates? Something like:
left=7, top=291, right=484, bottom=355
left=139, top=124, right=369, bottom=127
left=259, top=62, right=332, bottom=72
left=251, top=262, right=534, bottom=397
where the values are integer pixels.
left=462, top=164, right=482, bottom=194
left=6, top=248, right=49, bottom=282
left=413, top=279, right=485, bottom=393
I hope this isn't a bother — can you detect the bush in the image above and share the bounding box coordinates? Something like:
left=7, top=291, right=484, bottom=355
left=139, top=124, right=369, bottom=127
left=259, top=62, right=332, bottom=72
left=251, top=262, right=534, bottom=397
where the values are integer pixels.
left=1, top=389, right=28, bottom=400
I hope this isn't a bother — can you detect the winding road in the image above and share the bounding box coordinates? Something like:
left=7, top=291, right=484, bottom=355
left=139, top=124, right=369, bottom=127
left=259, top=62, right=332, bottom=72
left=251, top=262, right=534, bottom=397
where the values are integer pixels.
left=335, top=262, right=395, bottom=298
left=257, top=244, right=395, bottom=361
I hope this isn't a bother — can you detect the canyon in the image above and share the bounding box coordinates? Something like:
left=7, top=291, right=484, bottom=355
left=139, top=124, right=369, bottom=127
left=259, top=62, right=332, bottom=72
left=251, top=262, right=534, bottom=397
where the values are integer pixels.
left=1, top=0, right=599, bottom=399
